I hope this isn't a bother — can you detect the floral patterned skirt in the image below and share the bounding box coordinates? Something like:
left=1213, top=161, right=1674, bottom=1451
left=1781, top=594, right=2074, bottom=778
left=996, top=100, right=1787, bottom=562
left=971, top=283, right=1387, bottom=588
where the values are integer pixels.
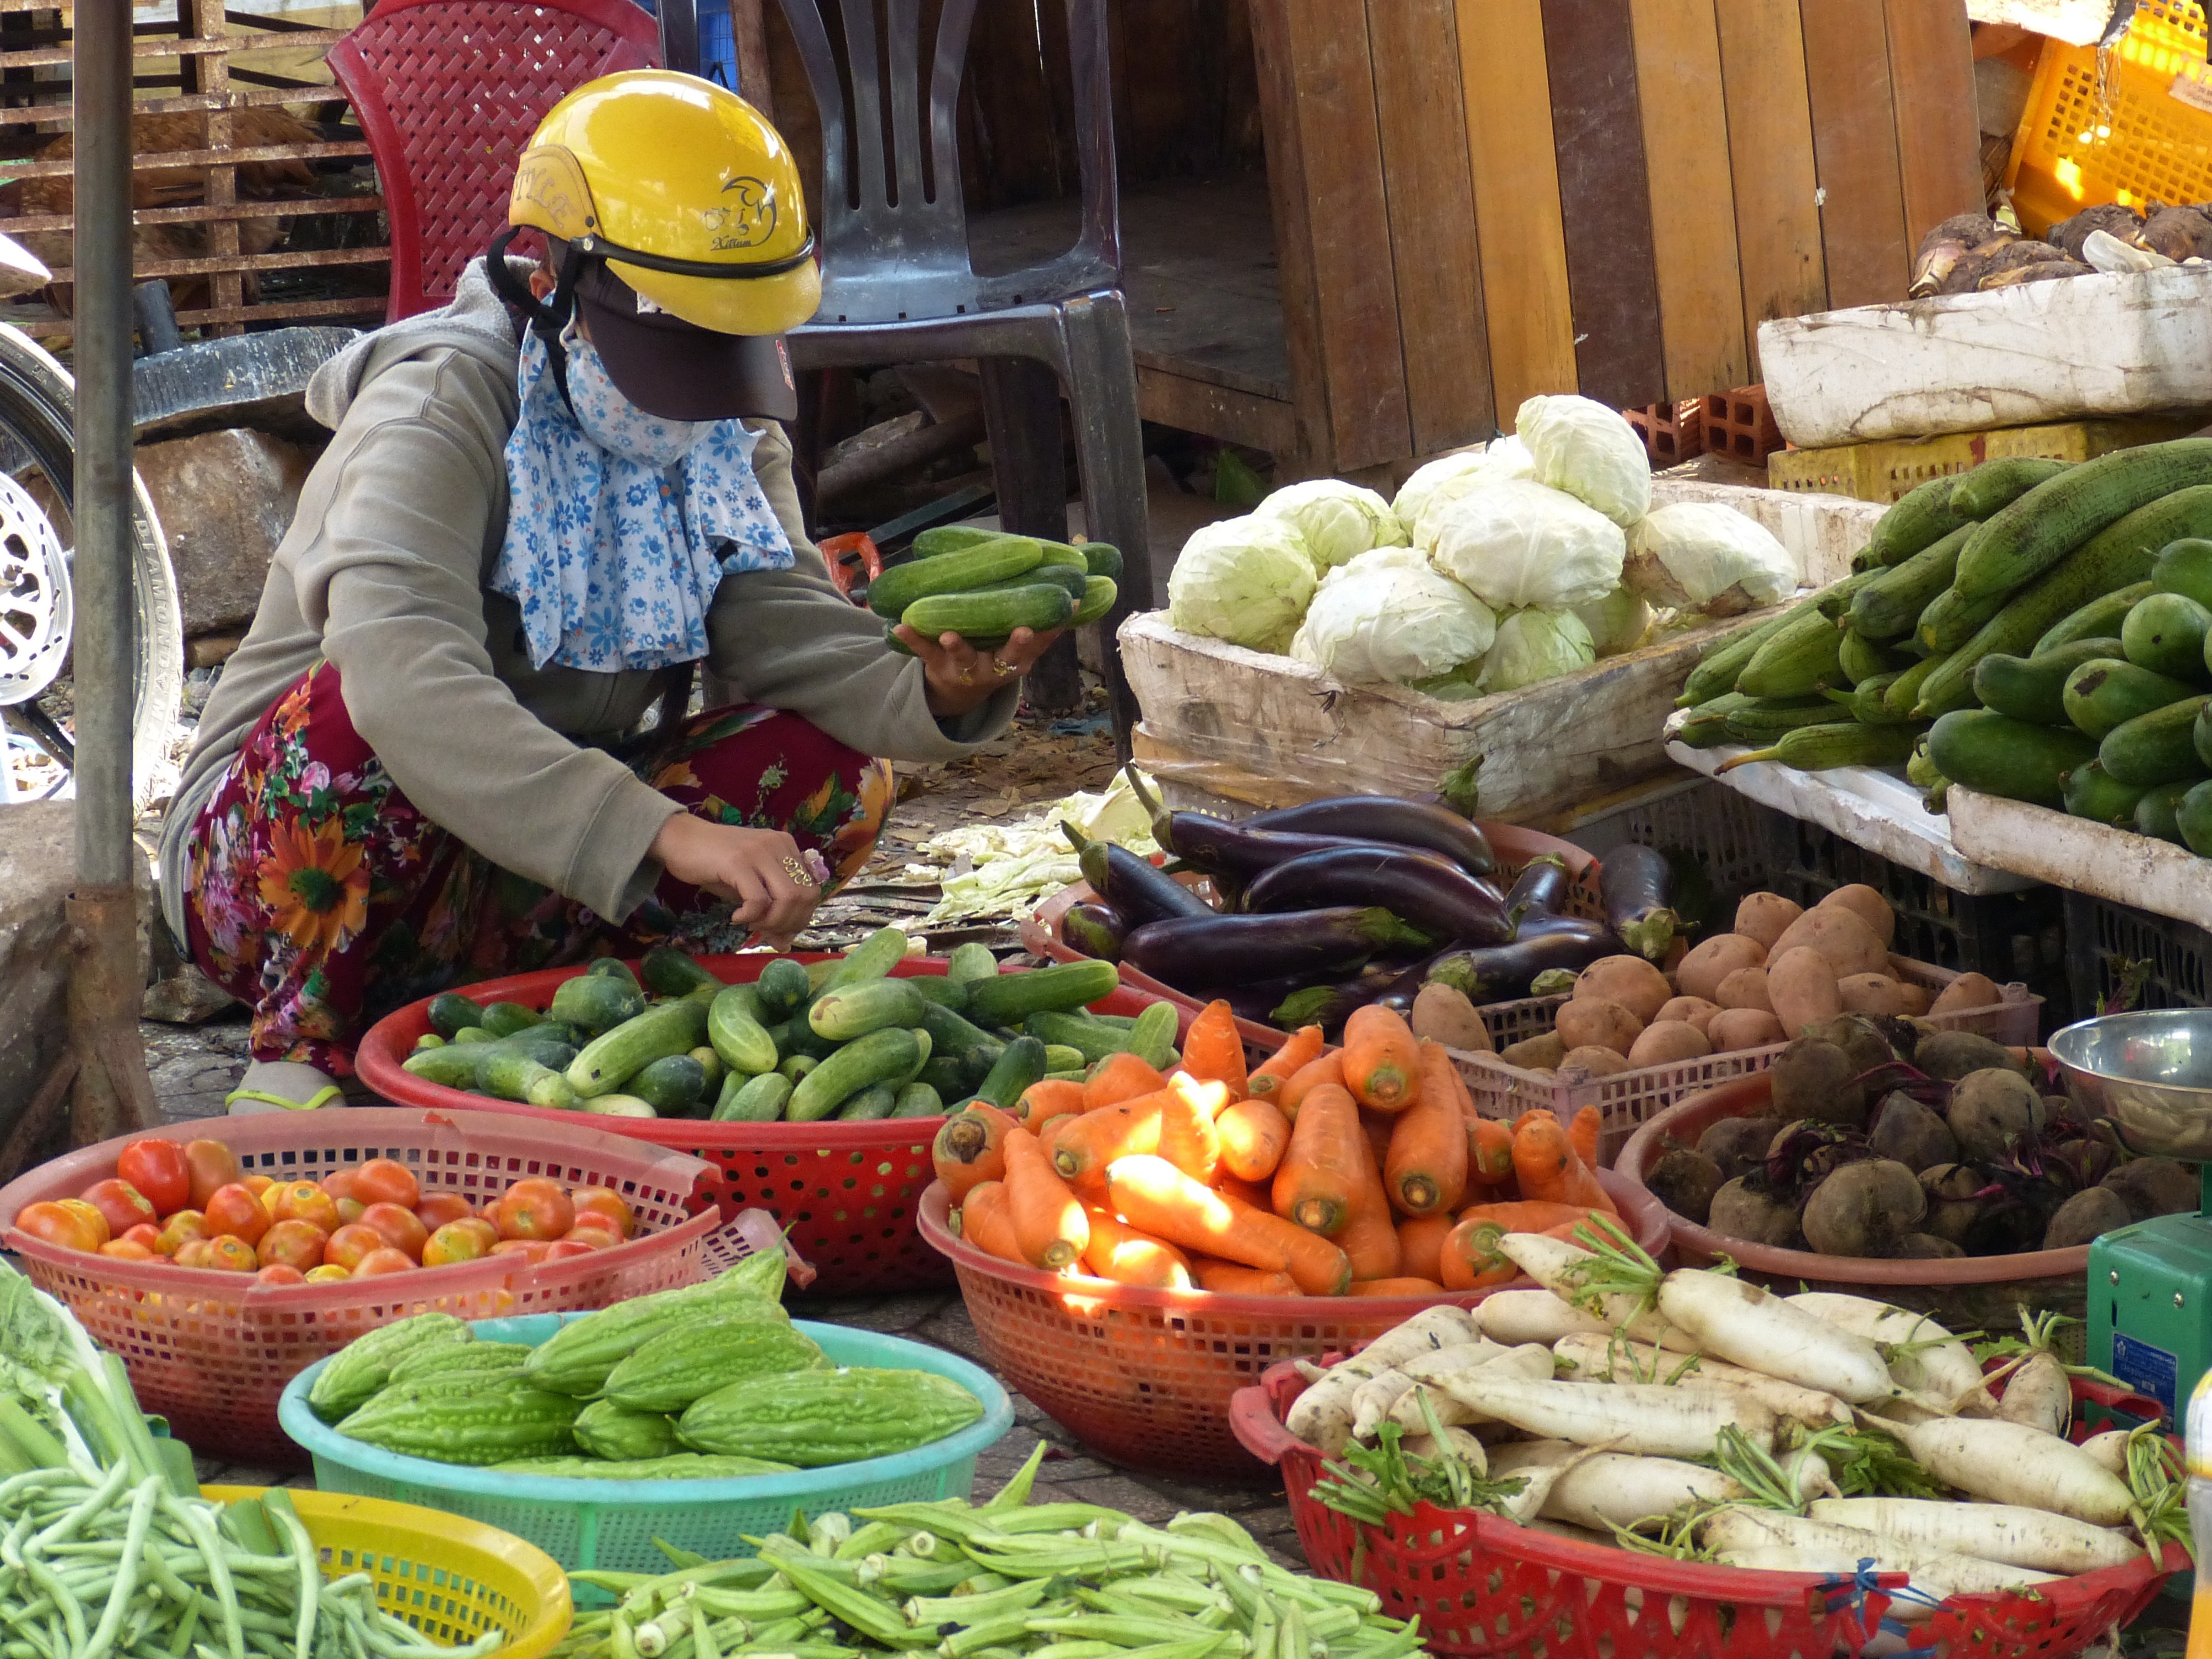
left=183, top=661, right=893, bottom=1076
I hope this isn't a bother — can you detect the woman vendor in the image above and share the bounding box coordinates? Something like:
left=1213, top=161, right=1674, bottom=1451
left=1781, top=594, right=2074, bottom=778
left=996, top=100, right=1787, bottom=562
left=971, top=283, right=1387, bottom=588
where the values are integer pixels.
left=158, top=71, right=1058, bottom=1112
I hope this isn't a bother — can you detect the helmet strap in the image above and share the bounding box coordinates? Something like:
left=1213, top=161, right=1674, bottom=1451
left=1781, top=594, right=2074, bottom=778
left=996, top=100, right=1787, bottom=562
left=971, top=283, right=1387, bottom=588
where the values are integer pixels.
left=487, top=227, right=589, bottom=418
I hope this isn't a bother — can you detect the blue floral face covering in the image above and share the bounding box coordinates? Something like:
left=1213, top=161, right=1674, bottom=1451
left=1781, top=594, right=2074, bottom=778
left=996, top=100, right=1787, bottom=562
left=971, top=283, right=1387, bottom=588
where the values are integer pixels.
left=491, top=325, right=795, bottom=672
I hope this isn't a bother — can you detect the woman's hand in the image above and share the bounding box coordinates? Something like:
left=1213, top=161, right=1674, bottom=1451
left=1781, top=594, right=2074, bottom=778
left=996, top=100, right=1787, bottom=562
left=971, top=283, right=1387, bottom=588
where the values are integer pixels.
left=649, top=814, right=823, bottom=949
left=899, top=625, right=1067, bottom=718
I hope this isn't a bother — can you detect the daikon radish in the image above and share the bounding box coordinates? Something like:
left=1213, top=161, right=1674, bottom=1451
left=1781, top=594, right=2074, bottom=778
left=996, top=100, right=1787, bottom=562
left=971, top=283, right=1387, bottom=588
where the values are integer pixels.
left=1551, top=1333, right=1851, bottom=1428
left=1477, top=1288, right=1613, bottom=1347
left=1477, top=1439, right=1606, bottom=1524
left=1348, top=1339, right=1501, bottom=1441
left=1497, top=1234, right=1697, bottom=1352
left=1809, top=1498, right=2140, bottom=1574
left=1431, top=1373, right=1776, bottom=1457
left=1705, top=1512, right=2057, bottom=1620
left=1990, top=1311, right=2072, bottom=1437
left=1284, top=1305, right=1481, bottom=1451
left=1656, top=1272, right=1893, bottom=1402
left=1387, top=1342, right=1554, bottom=1431
left=1888, top=1417, right=2136, bottom=1526
left=1492, top=1443, right=1739, bottom=1533
left=1784, top=1292, right=1992, bottom=1413
left=2080, top=1428, right=2133, bottom=1475
left=1401, top=1424, right=1489, bottom=1472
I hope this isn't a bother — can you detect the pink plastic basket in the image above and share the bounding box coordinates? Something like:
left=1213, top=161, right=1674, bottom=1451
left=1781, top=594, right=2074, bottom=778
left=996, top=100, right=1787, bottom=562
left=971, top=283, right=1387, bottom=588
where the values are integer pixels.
left=0, top=1108, right=749, bottom=1461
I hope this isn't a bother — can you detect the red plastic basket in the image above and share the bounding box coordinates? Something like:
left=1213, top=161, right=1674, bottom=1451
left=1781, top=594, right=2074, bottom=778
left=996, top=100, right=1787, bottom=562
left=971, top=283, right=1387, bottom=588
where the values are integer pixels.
left=1232, top=1360, right=2182, bottom=1659
left=0, top=1108, right=750, bottom=1462
left=916, top=1168, right=1668, bottom=1483
left=357, top=956, right=1176, bottom=1297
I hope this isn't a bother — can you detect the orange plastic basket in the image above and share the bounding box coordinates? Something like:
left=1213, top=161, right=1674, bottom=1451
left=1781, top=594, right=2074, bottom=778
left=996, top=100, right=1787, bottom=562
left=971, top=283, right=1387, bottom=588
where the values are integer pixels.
left=0, top=1108, right=752, bottom=1460
left=916, top=1169, right=1670, bottom=1481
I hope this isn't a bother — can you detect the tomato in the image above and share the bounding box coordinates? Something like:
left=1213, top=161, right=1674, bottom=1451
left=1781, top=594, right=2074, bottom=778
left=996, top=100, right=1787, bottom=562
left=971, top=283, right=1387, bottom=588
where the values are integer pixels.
left=204, top=1236, right=260, bottom=1272
left=153, top=1209, right=210, bottom=1256
left=258, top=1184, right=286, bottom=1222
left=184, top=1139, right=242, bottom=1209
left=571, top=1187, right=635, bottom=1239
left=119, top=1223, right=162, bottom=1252
left=241, top=1173, right=274, bottom=1198
left=333, top=1197, right=366, bottom=1227
left=99, top=1238, right=156, bottom=1261
left=321, top=1168, right=362, bottom=1204
left=357, top=1202, right=429, bottom=1262
left=304, top=1263, right=351, bottom=1284
left=414, top=1193, right=472, bottom=1231
left=79, top=1178, right=157, bottom=1239
left=203, top=1183, right=270, bottom=1245
left=541, top=1238, right=602, bottom=1261
left=352, top=1158, right=420, bottom=1211
left=489, top=1238, right=554, bottom=1264
left=54, top=1199, right=112, bottom=1248
left=564, top=1216, right=621, bottom=1248
left=493, top=1179, right=574, bottom=1242
left=117, top=1139, right=190, bottom=1215
left=351, top=1247, right=414, bottom=1278
left=257, top=1219, right=329, bottom=1271
left=421, top=1222, right=493, bottom=1266
left=173, top=1239, right=213, bottom=1268
left=325, top=1223, right=389, bottom=1272
left=254, top=1263, right=306, bottom=1286
left=273, top=1182, right=341, bottom=1234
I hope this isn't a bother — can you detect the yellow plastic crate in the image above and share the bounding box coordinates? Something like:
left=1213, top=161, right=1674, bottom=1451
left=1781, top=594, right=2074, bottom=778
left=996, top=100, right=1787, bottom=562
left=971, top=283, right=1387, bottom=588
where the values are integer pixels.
left=1765, top=416, right=2209, bottom=502
left=2006, top=0, right=2212, bottom=236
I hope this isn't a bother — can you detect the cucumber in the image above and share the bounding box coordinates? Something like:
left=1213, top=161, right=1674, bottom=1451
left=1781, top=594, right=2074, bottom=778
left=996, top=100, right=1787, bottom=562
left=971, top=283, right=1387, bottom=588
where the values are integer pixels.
left=2183, top=780, right=2212, bottom=853
left=966, top=961, right=1121, bottom=1026
left=910, top=975, right=971, bottom=1011
left=708, top=984, right=780, bottom=1076
left=1021, top=1009, right=1136, bottom=1065
left=2124, top=591, right=2212, bottom=682
left=1723, top=696, right=1848, bottom=742
left=779, top=1054, right=818, bottom=1084
left=584, top=1095, right=656, bottom=1118
left=805, top=959, right=842, bottom=992
left=402, top=1031, right=575, bottom=1090
left=916, top=1057, right=970, bottom=1100
left=2152, top=538, right=2212, bottom=609
left=911, top=525, right=1004, bottom=558
left=451, top=1026, right=494, bottom=1044
left=1036, top=539, right=1089, bottom=568
left=916, top=999, right=1004, bottom=1078
left=1674, top=693, right=1754, bottom=748
left=1916, top=583, right=2010, bottom=655
left=947, top=943, right=999, bottom=983
left=1884, top=653, right=1947, bottom=718
left=1955, top=440, right=2212, bottom=598
left=640, top=946, right=722, bottom=998
left=1129, top=1001, right=1180, bottom=1070
left=2101, top=694, right=2212, bottom=786
left=1927, top=709, right=2098, bottom=807
left=566, top=998, right=711, bottom=1099
left=632, top=1054, right=708, bottom=1115
left=1041, top=1044, right=1087, bottom=1074
left=834, top=1084, right=899, bottom=1123
left=2196, top=700, right=2212, bottom=774
left=754, top=957, right=811, bottom=1019
left=901, top=1026, right=934, bottom=1084
left=788, top=1027, right=922, bottom=1123
left=1082, top=544, right=1123, bottom=580
left=2062, top=759, right=2150, bottom=825
left=971, top=1036, right=1047, bottom=1111
left=414, top=1033, right=445, bottom=1051
left=1071, top=576, right=1118, bottom=627
left=587, top=956, right=642, bottom=991
left=2144, top=778, right=2198, bottom=843
left=2062, top=658, right=2197, bottom=739
left=426, top=993, right=485, bottom=1040
left=768, top=1013, right=836, bottom=1061
left=689, top=1046, right=724, bottom=1094
left=904, top=582, right=1076, bottom=641
left=481, top=1050, right=582, bottom=1110
left=1738, top=606, right=1846, bottom=699
left=1839, top=628, right=1907, bottom=685
left=815, top=926, right=910, bottom=995
left=1677, top=608, right=1796, bottom=707
left=714, top=1071, right=792, bottom=1123
left=1850, top=523, right=1973, bottom=640
left=868, top=537, right=1044, bottom=620
left=891, top=1082, right=945, bottom=1119
left=1948, top=457, right=2073, bottom=520
left=1868, top=475, right=1970, bottom=566
left=550, top=973, right=646, bottom=1034
left=810, top=977, right=927, bottom=1041
left=1973, top=638, right=2123, bottom=726
left=1712, top=720, right=1925, bottom=775
left=983, top=565, right=1088, bottom=602
left=2035, top=581, right=2155, bottom=656
left=478, top=1001, right=540, bottom=1039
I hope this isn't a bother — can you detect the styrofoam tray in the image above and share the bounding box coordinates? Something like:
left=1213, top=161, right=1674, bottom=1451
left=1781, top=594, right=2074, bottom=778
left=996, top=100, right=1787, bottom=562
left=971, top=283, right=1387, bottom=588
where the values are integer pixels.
left=1947, top=785, right=2212, bottom=931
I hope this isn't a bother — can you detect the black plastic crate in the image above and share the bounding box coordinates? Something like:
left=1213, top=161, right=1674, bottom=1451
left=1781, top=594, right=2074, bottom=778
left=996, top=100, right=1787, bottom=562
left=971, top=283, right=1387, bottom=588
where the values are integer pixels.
left=2062, top=889, right=2212, bottom=1015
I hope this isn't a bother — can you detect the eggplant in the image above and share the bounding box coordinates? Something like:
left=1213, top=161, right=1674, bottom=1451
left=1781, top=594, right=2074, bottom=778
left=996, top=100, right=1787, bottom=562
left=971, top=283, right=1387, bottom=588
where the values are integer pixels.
left=1599, top=842, right=1682, bottom=963
left=1244, top=792, right=1494, bottom=877
left=1425, top=915, right=1615, bottom=1003
left=1060, top=822, right=1213, bottom=927
left=1123, top=767, right=1452, bottom=883
left=1243, top=846, right=1511, bottom=947
left=1061, top=900, right=1126, bottom=962
left=1121, top=906, right=1434, bottom=989
left=1271, top=958, right=1429, bottom=1032
left=1504, top=853, right=1571, bottom=927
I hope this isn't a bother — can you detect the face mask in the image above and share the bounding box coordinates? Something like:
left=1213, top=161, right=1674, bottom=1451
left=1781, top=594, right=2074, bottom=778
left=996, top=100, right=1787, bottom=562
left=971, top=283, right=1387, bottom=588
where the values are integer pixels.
left=560, top=323, right=707, bottom=466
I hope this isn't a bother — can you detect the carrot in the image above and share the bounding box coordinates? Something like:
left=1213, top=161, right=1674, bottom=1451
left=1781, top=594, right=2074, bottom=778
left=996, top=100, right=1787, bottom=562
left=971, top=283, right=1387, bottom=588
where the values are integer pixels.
left=1467, top=1117, right=1516, bottom=1187
left=1438, top=1217, right=1522, bottom=1291
left=1351, top=1277, right=1447, bottom=1296
left=932, top=1105, right=1015, bottom=1202
left=1181, top=999, right=1248, bottom=1097
left=1214, top=1173, right=1275, bottom=1213
left=1384, top=1043, right=1470, bottom=1216
left=1001, top=1128, right=1088, bottom=1270
left=1510, top=1112, right=1618, bottom=1215
left=1050, top=1092, right=1169, bottom=1181
left=1342, top=1005, right=1421, bottom=1112
left=1395, top=1212, right=1458, bottom=1285
left=956, top=1180, right=1021, bottom=1263
left=1454, top=1201, right=1604, bottom=1234
left=1155, top=1073, right=1228, bottom=1184
left=1014, top=1079, right=1087, bottom=1131
left=1107, top=1154, right=1352, bottom=1295
left=1276, top=1051, right=1345, bottom=1121
left=1569, top=1104, right=1601, bottom=1172
left=1081, top=1206, right=1193, bottom=1288
left=1190, top=1258, right=1302, bottom=1296
left=1338, top=1185, right=1402, bottom=1282
left=1216, top=1097, right=1291, bottom=1183
left=1362, top=1110, right=1395, bottom=1173
left=1247, top=1026, right=1326, bottom=1102
left=1083, top=1052, right=1167, bottom=1110
left=1270, top=1082, right=1368, bottom=1237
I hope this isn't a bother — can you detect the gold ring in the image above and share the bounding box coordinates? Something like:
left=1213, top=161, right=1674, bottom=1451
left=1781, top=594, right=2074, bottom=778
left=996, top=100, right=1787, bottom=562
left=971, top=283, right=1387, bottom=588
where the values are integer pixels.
left=781, top=856, right=816, bottom=888
left=958, top=668, right=975, bottom=685
left=993, top=658, right=1019, bottom=677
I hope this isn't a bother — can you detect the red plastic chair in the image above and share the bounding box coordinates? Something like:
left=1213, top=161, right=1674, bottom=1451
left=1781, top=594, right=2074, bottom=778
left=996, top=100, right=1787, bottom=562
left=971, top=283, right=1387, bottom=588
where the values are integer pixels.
left=328, top=0, right=661, bottom=321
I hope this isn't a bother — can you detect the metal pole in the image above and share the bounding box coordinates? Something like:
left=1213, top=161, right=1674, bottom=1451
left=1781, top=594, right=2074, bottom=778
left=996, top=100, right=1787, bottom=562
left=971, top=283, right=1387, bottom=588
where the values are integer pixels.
left=68, top=0, right=158, bottom=1143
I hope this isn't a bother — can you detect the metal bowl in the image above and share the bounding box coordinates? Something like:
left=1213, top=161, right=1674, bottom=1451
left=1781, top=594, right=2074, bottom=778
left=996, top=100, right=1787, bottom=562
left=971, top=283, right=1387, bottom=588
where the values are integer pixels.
left=2049, top=1008, right=2212, bottom=1159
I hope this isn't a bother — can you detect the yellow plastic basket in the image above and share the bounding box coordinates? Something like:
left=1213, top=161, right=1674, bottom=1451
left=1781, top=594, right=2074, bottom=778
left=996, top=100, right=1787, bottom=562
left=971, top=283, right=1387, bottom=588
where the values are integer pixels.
left=1766, top=415, right=2208, bottom=502
left=201, top=1485, right=572, bottom=1659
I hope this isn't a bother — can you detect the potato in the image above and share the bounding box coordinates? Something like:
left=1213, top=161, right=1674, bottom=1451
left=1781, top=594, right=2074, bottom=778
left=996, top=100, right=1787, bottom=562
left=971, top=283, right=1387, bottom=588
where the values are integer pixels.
left=1770, top=1036, right=1867, bottom=1127
left=2045, top=1187, right=2132, bottom=1250
left=1897, top=982, right=1931, bottom=1016
left=1837, top=973, right=1905, bottom=1017
left=1707, top=1176, right=1803, bottom=1248
left=1412, top=982, right=1491, bottom=1051
left=1573, top=956, right=1674, bottom=1024
left=1928, top=972, right=2001, bottom=1018
left=1867, top=1092, right=1958, bottom=1171
left=1646, top=1147, right=1724, bottom=1225
left=1627, top=1020, right=1712, bottom=1068
left=1768, top=946, right=1843, bottom=1038
left=1500, top=1032, right=1566, bottom=1071
left=1561, top=1045, right=1631, bottom=1078
left=2101, top=1157, right=2199, bottom=1221
left=1657, top=995, right=1722, bottom=1034
left=1947, top=1067, right=2043, bottom=1162
left=1802, top=1159, right=1924, bottom=1256
left=1817, top=883, right=1896, bottom=947
left=1707, top=1008, right=1786, bottom=1052
left=1555, top=997, right=1644, bottom=1056
left=1770, top=906, right=1888, bottom=979
left=1699, top=1115, right=1783, bottom=1182
left=1674, top=935, right=1768, bottom=1004
left=1715, top=966, right=1773, bottom=1013
left=1733, top=891, right=1803, bottom=951
left=1912, top=1029, right=2025, bottom=1082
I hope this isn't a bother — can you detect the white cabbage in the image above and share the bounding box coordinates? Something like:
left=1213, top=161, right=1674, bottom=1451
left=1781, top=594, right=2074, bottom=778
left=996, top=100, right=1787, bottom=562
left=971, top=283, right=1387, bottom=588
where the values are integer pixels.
left=1625, top=502, right=1799, bottom=615
left=1392, top=438, right=1538, bottom=540
left=1424, top=479, right=1626, bottom=611
left=1166, top=515, right=1319, bottom=653
left=1516, top=394, right=1652, bottom=527
left=1289, top=547, right=1496, bottom=685
left=1254, top=478, right=1409, bottom=571
left=1573, top=585, right=1655, bottom=658
left=1479, top=607, right=1597, bottom=693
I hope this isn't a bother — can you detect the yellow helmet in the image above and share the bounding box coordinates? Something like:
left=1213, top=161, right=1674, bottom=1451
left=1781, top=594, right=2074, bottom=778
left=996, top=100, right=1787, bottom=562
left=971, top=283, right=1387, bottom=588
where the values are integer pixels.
left=508, top=69, right=819, bottom=337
